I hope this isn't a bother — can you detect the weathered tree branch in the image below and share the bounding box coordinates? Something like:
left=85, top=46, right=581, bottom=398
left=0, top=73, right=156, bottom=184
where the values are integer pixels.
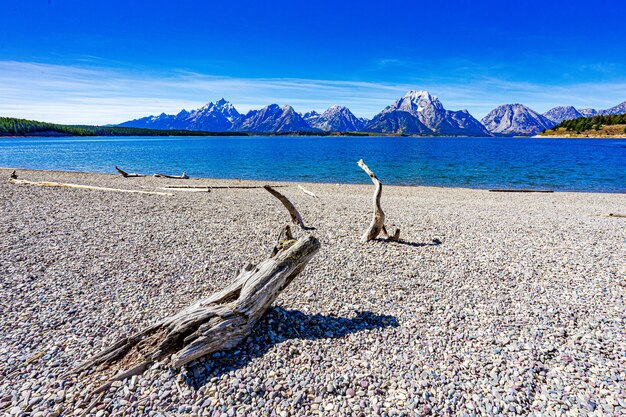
left=298, top=185, right=318, bottom=199
left=264, top=185, right=306, bottom=229
left=9, top=170, right=17, bottom=180
left=9, top=178, right=173, bottom=196
left=73, top=228, right=320, bottom=382
left=162, top=185, right=287, bottom=190
left=154, top=172, right=189, bottom=179
left=357, top=159, right=400, bottom=242
left=115, top=166, right=145, bottom=178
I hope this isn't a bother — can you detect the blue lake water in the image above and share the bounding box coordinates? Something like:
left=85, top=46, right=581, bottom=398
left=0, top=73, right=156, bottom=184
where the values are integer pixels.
left=1, top=136, right=625, bottom=192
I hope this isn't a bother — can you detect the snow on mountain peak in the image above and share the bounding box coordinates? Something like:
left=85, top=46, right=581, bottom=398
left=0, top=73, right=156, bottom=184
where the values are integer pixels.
left=404, top=90, right=431, bottom=99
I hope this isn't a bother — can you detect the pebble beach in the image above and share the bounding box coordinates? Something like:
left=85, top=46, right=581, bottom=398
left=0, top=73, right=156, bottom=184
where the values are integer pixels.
left=1, top=168, right=624, bottom=417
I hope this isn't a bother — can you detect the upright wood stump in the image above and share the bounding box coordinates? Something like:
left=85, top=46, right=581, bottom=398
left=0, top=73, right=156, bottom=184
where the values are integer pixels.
left=357, top=159, right=400, bottom=242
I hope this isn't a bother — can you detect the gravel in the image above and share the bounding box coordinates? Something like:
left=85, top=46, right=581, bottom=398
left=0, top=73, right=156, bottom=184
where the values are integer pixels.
left=1, top=168, right=624, bottom=416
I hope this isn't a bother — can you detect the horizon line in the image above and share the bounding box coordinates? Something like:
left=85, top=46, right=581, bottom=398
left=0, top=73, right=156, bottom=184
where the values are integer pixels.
left=1, top=60, right=625, bottom=125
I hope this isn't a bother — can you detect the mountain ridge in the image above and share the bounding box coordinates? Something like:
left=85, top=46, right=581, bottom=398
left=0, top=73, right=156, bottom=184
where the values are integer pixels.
left=481, top=104, right=555, bottom=136
left=119, top=94, right=626, bottom=136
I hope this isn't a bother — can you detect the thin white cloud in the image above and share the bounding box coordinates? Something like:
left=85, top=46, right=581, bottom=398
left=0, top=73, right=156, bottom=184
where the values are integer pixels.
left=0, top=60, right=624, bottom=125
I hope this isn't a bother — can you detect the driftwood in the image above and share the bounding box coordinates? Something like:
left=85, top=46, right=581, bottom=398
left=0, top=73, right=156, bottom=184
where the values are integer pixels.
left=9, top=178, right=173, bottom=196
left=489, top=189, right=554, bottom=193
left=9, top=170, right=17, bottom=179
left=264, top=185, right=306, bottom=229
left=162, top=185, right=288, bottom=190
left=115, top=166, right=145, bottom=178
left=78, top=392, right=105, bottom=417
left=357, top=159, right=400, bottom=242
left=592, top=213, right=626, bottom=218
left=298, top=185, right=318, bottom=199
left=160, top=187, right=211, bottom=193
left=73, top=228, right=319, bottom=384
left=154, top=172, right=189, bottom=179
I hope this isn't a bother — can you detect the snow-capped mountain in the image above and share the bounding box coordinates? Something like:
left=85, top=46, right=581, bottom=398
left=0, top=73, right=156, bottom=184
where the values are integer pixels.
left=302, top=110, right=322, bottom=126
left=118, top=111, right=183, bottom=130
left=236, top=104, right=314, bottom=133
left=365, top=90, right=490, bottom=135
left=543, top=106, right=584, bottom=124
left=183, top=98, right=240, bottom=131
left=119, top=98, right=240, bottom=131
left=306, top=105, right=364, bottom=132
left=481, top=104, right=555, bottom=136
left=599, top=101, right=626, bottom=115
left=118, top=95, right=626, bottom=136
left=365, top=110, right=432, bottom=134
left=578, top=108, right=598, bottom=117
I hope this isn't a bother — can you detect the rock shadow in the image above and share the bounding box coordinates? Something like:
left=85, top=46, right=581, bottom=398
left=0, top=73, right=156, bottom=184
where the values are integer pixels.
left=183, top=307, right=398, bottom=388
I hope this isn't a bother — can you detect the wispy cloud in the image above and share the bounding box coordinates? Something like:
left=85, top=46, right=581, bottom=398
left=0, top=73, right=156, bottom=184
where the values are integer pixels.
left=0, top=61, right=625, bottom=124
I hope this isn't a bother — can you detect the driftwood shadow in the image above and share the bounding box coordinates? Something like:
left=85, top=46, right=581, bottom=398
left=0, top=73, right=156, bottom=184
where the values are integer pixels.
left=183, top=307, right=398, bottom=388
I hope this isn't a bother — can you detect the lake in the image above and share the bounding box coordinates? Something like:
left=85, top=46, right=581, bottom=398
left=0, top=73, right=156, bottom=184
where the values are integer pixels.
left=1, top=136, right=625, bottom=192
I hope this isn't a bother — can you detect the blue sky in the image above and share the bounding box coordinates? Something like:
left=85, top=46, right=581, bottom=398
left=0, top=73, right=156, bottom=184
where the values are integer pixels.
left=1, top=0, right=625, bottom=124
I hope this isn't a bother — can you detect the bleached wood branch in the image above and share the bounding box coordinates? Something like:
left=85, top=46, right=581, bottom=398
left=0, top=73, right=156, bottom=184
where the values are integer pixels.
left=264, top=185, right=306, bottom=229
left=162, top=185, right=287, bottom=190
left=154, top=172, right=189, bottom=179
left=298, top=185, right=318, bottom=199
left=115, top=166, right=145, bottom=177
left=9, top=178, right=173, bottom=196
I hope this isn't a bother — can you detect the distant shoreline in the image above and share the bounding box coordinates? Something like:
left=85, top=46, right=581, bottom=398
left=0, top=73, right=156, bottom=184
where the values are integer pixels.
left=535, top=135, right=626, bottom=139
left=3, top=115, right=626, bottom=138
left=3, top=133, right=624, bottom=139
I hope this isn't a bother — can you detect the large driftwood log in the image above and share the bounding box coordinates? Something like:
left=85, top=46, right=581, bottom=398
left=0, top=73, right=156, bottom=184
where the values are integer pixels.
left=115, top=166, right=146, bottom=177
left=357, top=159, right=400, bottom=242
left=264, top=185, right=307, bottom=229
left=73, top=228, right=320, bottom=381
left=9, top=178, right=173, bottom=196
left=154, top=172, right=190, bottom=179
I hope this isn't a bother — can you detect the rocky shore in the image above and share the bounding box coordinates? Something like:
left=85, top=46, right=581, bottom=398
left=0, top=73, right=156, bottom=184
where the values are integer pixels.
left=1, top=169, right=624, bottom=416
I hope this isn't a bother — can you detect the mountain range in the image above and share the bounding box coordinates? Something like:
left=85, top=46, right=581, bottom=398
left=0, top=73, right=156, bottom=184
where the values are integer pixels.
left=119, top=93, right=626, bottom=137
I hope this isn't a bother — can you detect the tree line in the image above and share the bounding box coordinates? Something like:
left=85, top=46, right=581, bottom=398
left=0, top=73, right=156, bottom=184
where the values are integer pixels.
left=0, top=117, right=247, bottom=137
left=553, top=114, right=626, bottom=133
